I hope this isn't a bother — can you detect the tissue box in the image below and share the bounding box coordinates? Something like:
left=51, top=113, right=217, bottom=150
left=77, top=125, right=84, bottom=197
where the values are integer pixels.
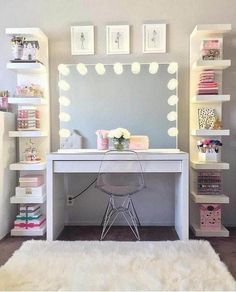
left=129, top=136, right=149, bottom=150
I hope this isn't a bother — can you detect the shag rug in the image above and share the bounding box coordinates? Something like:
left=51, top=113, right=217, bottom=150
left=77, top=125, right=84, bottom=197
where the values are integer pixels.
left=0, top=240, right=235, bottom=291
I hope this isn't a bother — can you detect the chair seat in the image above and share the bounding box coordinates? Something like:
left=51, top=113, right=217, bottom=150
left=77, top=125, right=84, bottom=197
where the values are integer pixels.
left=98, top=184, right=144, bottom=196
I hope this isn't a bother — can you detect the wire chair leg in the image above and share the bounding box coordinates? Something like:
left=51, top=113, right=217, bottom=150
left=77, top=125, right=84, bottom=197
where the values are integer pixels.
left=129, top=198, right=141, bottom=227
left=101, top=200, right=110, bottom=226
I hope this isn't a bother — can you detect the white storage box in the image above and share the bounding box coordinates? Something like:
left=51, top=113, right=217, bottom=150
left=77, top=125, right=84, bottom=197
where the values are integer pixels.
left=198, top=152, right=220, bottom=162
left=16, top=184, right=46, bottom=196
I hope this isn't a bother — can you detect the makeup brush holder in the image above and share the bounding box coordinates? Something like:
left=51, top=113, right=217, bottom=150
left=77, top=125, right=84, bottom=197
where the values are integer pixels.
left=198, top=152, right=220, bottom=163
left=97, top=137, right=109, bottom=150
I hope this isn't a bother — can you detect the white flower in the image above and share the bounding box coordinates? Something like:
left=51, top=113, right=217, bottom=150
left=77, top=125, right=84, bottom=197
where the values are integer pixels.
left=108, top=128, right=130, bottom=140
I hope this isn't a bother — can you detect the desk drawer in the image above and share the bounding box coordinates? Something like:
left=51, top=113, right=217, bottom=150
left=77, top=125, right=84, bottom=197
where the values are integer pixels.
left=54, top=160, right=182, bottom=173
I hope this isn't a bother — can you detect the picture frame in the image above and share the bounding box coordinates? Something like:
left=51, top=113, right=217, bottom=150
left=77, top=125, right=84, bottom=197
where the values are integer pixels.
left=71, top=25, right=94, bottom=55
left=143, top=24, right=166, bottom=53
left=106, top=25, right=130, bottom=55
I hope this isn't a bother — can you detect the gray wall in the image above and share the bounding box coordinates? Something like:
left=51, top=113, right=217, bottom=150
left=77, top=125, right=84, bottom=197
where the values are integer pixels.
left=0, top=0, right=236, bottom=226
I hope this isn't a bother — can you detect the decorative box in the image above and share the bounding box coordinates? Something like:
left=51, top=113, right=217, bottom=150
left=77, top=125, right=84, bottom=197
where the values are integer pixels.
left=198, top=152, right=220, bottom=163
left=19, top=175, right=44, bottom=188
left=16, top=184, right=46, bottom=197
left=200, top=204, right=221, bottom=230
left=129, top=136, right=149, bottom=150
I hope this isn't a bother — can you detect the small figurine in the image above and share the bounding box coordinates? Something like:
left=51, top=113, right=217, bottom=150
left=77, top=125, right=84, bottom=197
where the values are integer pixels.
left=23, top=139, right=41, bottom=163
left=212, top=118, right=222, bottom=130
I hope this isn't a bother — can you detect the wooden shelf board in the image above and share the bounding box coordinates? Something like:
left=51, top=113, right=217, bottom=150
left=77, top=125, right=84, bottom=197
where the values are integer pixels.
left=6, top=27, right=47, bottom=41
left=9, top=131, right=47, bottom=138
left=191, top=223, right=229, bottom=237
left=191, top=95, right=230, bottom=104
left=8, top=97, right=47, bottom=106
left=192, top=60, right=231, bottom=71
left=10, top=162, right=46, bottom=171
left=191, top=129, right=230, bottom=136
left=7, top=62, right=46, bottom=74
left=191, top=24, right=232, bottom=38
left=11, top=223, right=46, bottom=236
left=191, top=161, right=230, bottom=170
left=10, top=194, right=46, bottom=204
left=191, top=191, right=229, bottom=204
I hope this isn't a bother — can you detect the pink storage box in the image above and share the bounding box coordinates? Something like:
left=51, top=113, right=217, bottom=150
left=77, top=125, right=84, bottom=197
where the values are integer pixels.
left=129, top=136, right=149, bottom=150
left=200, top=204, right=221, bottom=230
left=19, top=175, right=44, bottom=188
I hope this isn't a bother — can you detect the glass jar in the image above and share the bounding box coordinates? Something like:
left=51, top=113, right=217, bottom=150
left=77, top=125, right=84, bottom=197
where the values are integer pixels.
left=113, top=139, right=129, bottom=151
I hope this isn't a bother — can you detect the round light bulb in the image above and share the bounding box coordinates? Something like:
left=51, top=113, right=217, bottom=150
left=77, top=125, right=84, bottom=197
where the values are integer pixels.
left=149, top=62, right=159, bottom=74
left=131, top=62, right=141, bottom=74
left=168, top=95, right=179, bottom=106
left=59, top=128, right=71, bottom=138
left=113, top=63, right=123, bottom=75
left=95, top=63, right=106, bottom=75
left=59, top=112, right=71, bottom=122
left=58, top=64, right=70, bottom=76
left=167, top=111, right=177, bottom=121
left=167, top=78, right=178, bottom=90
left=58, top=80, right=70, bottom=91
left=167, top=62, right=178, bottom=74
left=76, top=63, right=88, bottom=75
left=168, top=127, right=178, bottom=137
left=59, top=96, right=71, bottom=107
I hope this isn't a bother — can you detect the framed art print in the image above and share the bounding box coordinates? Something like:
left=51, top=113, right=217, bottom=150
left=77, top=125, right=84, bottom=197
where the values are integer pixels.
left=106, top=25, right=130, bottom=55
left=71, top=25, right=94, bottom=55
left=143, top=24, right=166, bottom=53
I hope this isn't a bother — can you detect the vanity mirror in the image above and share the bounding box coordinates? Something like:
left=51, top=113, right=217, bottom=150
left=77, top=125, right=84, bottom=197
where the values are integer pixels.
left=58, top=62, right=178, bottom=149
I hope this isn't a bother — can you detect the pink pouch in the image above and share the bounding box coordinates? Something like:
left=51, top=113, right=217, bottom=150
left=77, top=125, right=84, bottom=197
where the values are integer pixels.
left=129, top=136, right=149, bottom=150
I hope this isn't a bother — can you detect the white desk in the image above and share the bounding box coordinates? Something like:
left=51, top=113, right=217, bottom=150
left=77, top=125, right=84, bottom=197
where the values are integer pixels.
left=47, top=149, right=189, bottom=240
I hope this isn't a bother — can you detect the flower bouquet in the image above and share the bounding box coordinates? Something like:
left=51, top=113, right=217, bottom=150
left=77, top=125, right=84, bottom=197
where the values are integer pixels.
left=108, top=128, right=131, bottom=151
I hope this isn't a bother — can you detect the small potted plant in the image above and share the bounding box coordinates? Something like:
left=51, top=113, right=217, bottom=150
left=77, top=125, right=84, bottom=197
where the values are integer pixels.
left=108, top=128, right=131, bottom=151
left=11, top=36, right=25, bottom=60
left=197, top=139, right=222, bottom=162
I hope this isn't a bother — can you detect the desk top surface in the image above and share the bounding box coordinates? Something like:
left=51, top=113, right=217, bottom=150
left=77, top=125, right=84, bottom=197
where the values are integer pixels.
left=47, top=149, right=188, bottom=161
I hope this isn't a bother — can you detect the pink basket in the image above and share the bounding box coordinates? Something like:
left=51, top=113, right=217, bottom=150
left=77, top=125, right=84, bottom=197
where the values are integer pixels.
left=200, top=204, right=221, bottom=230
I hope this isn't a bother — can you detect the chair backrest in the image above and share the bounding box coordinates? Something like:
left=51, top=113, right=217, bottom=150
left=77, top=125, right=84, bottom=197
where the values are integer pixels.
left=95, top=150, right=145, bottom=196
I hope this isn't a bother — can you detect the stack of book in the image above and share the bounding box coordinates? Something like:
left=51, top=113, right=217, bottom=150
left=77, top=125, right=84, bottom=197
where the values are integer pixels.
left=197, top=171, right=222, bottom=195
left=14, top=205, right=46, bottom=230
left=197, top=71, right=218, bottom=95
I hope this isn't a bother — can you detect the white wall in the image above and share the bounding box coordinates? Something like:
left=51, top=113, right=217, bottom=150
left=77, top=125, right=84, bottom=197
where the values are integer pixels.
left=0, top=0, right=236, bottom=225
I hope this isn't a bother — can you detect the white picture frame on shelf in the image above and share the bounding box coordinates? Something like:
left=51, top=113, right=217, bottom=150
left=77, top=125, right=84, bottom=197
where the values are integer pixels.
left=71, top=25, right=94, bottom=55
left=106, top=25, right=130, bottom=55
left=143, top=24, right=166, bottom=53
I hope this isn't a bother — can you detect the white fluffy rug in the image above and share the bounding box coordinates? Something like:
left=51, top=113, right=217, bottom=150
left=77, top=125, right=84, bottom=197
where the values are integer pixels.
left=0, top=240, right=235, bottom=291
